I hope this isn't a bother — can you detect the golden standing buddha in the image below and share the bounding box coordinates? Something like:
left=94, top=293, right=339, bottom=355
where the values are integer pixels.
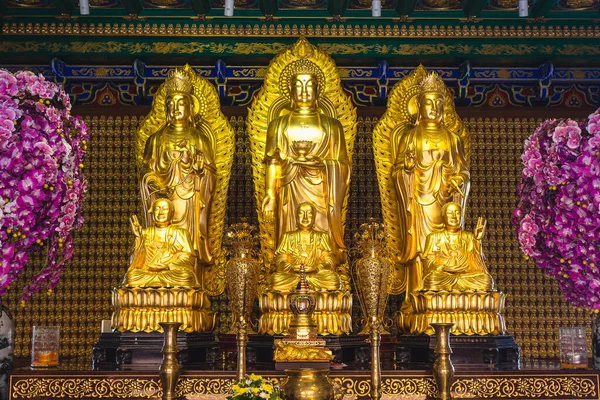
left=391, top=71, right=470, bottom=298
left=139, top=70, right=216, bottom=269
left=111, top=65, right=234, bottom=333
left=248, top=38, right=356, bottom=335
left=374, top=67, right=506, bottom=335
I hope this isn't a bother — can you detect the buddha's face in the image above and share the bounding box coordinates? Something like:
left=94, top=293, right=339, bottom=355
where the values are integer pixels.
left=443, top=203, right=462, bottom=228
left=297, top=203, right=315, bottom=230
left=166, top=93, right=192, bottom=124
left=291, top=74, right=318, bottom=108
left=418, top=92, right=445, bottom=124
left=152, top=199, right=173, bottom=225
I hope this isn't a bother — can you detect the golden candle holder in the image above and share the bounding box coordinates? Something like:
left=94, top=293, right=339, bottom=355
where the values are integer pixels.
left=158, top=322, right=182, bottom=400
left=352, top=220, right=391, bottom=400
left=431, top=322, right=455, bottom=400
left=224, top=220, right=259, bottom=381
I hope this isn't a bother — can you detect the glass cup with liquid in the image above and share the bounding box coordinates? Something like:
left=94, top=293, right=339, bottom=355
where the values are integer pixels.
left=559, top=327, right=588, bottom=369
left=31, top=326, right=59, bottom=368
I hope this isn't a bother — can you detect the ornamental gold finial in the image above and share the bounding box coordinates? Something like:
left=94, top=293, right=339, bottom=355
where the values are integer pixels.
left=165, top=68, right=194, bottom=97
left=291, top=36, right=314, bottom=59
left=419, top=71, right=446, bottom=95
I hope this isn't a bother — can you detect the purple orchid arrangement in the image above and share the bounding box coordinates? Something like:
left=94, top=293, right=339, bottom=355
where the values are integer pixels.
left=0, top=69, right=89, bottom=301
left=513, top=108, right=600, bottom=310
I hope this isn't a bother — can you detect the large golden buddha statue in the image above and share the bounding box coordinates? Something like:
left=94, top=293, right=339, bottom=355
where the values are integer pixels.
left=374, top=66, right=505, bottom=335
left=421, top=202, right=494, bottom=292
left=111, top=65, right=234, bottom=333
left=248, top=38, right=356, bottom=335
left=125, top=198, right=199, bottom=288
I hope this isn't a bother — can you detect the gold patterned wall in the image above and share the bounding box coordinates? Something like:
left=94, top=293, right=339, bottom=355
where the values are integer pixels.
left=5, top=112, right=592, bottom=360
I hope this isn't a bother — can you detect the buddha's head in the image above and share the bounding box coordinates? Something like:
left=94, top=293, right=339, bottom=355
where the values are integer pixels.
left=150, top=198, right=175, bottom=227
left=296, top=202, right=316, bottom=231
left=442, top=201, right=462, bottom=230
left=291, top=73, right=319, bottom=108
left=416, top=72, right=446, bottom=125
left=165, top=70, right=195, bottom=126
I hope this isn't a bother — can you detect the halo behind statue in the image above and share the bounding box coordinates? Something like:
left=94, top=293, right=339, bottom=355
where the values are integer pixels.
left=247, top=37, right=357, bottom=287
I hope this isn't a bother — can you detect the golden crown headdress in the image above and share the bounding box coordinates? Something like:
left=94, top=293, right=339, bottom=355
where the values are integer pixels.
left=419, top=71, right=446, bottom=95
left=165, top=68, right=194, bottom=97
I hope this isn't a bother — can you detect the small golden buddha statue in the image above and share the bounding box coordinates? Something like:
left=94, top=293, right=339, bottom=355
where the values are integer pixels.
left=262, top=69, right=350, bottom=262
left=139, top=69, right=217, bottom=268
left=270, top=202, right=342, bottom=292
left=421, top=202, right=494, bottom=291
left=125, top=198, right=199, bottom=288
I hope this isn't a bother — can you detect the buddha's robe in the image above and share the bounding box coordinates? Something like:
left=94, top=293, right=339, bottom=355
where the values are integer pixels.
left=392, top=124, right=470, bottom=295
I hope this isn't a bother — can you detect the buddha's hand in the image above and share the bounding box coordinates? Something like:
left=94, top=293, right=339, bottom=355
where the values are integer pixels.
left=449, top=175, right=465, bottom=196
left=262, top=194, right=276, bottom=222
left=130, top=215, right=143, bottom=237
left=193, top=150, right=205, bottom=173
left=293, top=155, right=324, bottom=168
left=404, top=151, right=416, bottom=170
left=474, top=216, right=487, bottom=240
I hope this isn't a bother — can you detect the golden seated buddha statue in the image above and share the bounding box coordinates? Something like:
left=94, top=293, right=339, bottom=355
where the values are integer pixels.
left=111, top=198, right=215, bottom=333
left=269, top=203, right=342, bottom=292
left=400, top=202, right=506, bottom=335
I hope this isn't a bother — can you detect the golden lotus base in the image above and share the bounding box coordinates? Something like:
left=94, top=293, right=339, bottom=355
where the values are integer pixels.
left=111, top=286, right=216, bottom=333
left=398, top=290, right=507, bottom=335
left=258, top=290, right=352, bottom=335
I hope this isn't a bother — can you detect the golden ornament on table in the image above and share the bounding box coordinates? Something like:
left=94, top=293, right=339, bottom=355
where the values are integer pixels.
left=223, top=220, right=259, bottom=381
left=248, top=37, right=356, bottom=336
left=112, top=64, right=235, bottom=334
left=351, top=220, right=392, bottom=400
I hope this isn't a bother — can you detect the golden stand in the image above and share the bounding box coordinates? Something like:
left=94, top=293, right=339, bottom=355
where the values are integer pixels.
left=258, top=290, right=352, bottom=336
left=398, top=290, right=507, bottom=335
left=159, top=322, right=182, bottom=400
left=111, top=286, right=216, bottom=333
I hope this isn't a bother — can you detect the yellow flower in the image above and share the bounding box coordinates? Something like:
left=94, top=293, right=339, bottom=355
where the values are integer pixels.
left=262, top=383, right=273, bottom=393
left=252, top=387, right=261, bottom=395
left=249, top=373, right=262, bottom=381
left=233, top=386, right=246, bottom=396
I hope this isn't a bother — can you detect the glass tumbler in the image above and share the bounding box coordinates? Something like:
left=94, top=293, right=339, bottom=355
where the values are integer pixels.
left=31, top=326, right=60, bottom=368
left=559, top=327, right=588, bottom=369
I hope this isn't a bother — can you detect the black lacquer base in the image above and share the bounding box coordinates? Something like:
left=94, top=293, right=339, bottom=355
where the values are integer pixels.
left=396, top=334, right=520, bottom=370
left=92, top=331, right=219, bottom=371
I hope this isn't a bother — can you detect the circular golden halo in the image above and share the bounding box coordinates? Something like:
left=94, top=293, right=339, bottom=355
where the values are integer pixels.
left=278, top=59, right=326, bottom=101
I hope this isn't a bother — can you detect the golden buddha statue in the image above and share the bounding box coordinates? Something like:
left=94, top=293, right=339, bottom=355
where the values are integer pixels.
left=421, top=202, right=494, bottom=291
left=262, top=71, right=350, bottom=263
left=125, top=198, right=199, bottom=288
left=111, top=65, right=233, bottom=333
left=374, top=66, right=506, bottom=335
left=248, top=38, right=356, bottom=335
left=270, top=202, right=342, bottom=292
left=139, top=69, right=216, bottom=269
left=136, top=64, right=235, bottom=296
